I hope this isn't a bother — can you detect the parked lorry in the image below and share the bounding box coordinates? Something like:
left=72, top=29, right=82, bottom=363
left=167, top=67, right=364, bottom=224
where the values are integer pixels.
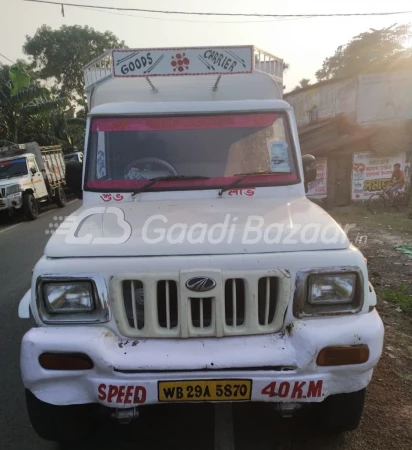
left=19, top=46, right=384, bottom=443
left=0, top=143, right=66, bottom=220
left=64, top=151, right=83, bottom=163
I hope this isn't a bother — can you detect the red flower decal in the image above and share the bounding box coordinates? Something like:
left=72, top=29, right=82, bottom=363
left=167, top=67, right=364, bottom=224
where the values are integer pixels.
left=171, top=53, right=190, bottom=73
left=113, top=194, right=124, bottom=202
left=101, top=193, right=112, bottom=202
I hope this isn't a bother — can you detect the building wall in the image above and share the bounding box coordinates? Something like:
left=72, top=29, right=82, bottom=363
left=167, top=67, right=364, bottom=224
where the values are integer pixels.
left=287, top=71, right=412, bottom=204
left=285, top=78, right=357, bottom=127
left=357, top=71, right=412, bottom=125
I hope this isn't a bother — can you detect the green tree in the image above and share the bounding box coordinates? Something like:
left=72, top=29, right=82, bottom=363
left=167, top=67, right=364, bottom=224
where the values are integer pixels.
left=293, top=78, right=311, bottom=91
left=23, top=25, right=126, bottom=101
left=0, top=64, right=69, bottom=146
left=316, top=24, right=412, bottom=81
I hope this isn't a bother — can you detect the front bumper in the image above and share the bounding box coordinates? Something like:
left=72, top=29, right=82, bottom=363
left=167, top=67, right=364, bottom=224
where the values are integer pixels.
left=21, top=310, right=384, bottom=407
left=0, top=193, right=22, bottom=211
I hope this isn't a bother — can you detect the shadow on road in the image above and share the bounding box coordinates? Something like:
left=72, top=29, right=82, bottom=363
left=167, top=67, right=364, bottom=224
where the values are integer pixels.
left=0, top=194, right=77, bottom=227
left=54, top=403, right=347, bottom=450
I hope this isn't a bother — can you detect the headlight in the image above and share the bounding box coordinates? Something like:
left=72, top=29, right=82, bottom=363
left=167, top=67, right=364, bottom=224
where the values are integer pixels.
left=308, top=274, right=357, bottom=305
left=36, top=276, right=109, bottom=324
left=294, top=267, right=364, bottom=317
left=43, top=282, right=95, bottom=313
left=6, top=184, right=21, bottom=196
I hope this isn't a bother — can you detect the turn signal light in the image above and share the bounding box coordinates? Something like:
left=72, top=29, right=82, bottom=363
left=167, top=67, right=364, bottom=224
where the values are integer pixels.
left=316, top=345, right=369, bottom=366
left=39, top=353, right=94, bottom=371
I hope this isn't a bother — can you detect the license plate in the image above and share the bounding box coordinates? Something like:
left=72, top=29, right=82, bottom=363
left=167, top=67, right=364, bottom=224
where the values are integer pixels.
left=158, top=379, right=252, bottom=402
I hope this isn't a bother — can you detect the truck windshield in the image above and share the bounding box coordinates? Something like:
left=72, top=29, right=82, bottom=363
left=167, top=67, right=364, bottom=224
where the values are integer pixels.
left=0, top=158, right=28, bottom=180
left=86, top=112, right=299, bottom=192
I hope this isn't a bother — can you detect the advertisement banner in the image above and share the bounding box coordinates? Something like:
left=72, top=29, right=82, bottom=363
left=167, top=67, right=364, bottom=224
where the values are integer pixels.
left=352, top=152, right=407, bottom=200
left=307, top=158, right=327, bottom=199
left=112, top=46, right=253, bottom=78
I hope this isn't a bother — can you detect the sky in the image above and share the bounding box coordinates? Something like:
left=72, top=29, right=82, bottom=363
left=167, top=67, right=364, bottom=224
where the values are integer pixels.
left=0, top=0, right=412, bottom=91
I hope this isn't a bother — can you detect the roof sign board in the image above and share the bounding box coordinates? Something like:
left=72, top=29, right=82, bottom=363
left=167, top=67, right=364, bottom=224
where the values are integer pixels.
left=112, top=46, right=253, bottom=78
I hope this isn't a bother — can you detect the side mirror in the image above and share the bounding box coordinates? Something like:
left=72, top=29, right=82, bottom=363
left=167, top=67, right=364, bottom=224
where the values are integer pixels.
left=66, top=160, right=83, bottom=200
left=302, top=154, right=317, bottom=193
left=30, top=167, right=37, bottom=175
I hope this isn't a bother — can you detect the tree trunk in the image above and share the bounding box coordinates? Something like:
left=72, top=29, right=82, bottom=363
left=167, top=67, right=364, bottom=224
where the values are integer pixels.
left=408, top=156, right=412, bottom=219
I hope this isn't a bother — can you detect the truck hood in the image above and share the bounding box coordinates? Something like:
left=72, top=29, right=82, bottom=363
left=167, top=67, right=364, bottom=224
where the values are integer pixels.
left=45, top=197, right=349, bottom=258
left=0, top=178, right=25, bottom=188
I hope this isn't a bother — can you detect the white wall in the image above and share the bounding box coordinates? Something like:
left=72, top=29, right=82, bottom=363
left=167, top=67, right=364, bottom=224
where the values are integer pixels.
left=285, top=78, right=357, bottom=127
left=357, top=71, right=412, bottom=125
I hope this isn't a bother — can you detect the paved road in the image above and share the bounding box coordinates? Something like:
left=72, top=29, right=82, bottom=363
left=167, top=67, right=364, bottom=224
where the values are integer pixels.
left=0, top=200, right=340, bottom=450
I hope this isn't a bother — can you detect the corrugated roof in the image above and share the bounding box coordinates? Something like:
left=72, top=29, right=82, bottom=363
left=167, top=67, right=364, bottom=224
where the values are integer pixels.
left=298, top=116, right=376, bottom=156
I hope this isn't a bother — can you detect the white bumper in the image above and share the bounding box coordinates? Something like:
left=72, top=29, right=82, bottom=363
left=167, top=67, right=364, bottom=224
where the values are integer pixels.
left=21, top=310, right=384, bottom=407
left=0, top=193, right=22, bottom=211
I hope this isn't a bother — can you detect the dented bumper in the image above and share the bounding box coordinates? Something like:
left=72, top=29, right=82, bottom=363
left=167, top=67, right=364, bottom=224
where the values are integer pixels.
left=20, top=310, right=384, bottom=407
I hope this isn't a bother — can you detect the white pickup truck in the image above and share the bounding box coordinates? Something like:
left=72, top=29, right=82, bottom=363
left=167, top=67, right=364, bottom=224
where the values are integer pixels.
left=19, top=46, right=384, bottom=443
left=0, top=143, right=66, bottom=219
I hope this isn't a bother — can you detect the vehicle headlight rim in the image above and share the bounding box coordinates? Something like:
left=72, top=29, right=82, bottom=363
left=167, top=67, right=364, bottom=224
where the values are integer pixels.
left=36, top=275, right=109, bottom=324
left=293, top=266, right=364, bottom=318
left=42, top=280, right=96, bottom=314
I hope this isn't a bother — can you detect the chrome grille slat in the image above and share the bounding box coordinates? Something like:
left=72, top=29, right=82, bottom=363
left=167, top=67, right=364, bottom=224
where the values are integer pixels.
left=232, top=279, right=237, bottom=327
left=165, top=280, right=170, bottom=330
left=265, top=277, right=270, bottom=326
left=131, top=280, right=138, bottom=330
left=199, top=298, right=204, bottom=329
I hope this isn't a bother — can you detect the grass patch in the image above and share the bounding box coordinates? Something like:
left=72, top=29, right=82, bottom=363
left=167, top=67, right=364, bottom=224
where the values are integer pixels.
left=326, top=204, right=412, bottom=234
left=381, top=283, right=412, bottom=314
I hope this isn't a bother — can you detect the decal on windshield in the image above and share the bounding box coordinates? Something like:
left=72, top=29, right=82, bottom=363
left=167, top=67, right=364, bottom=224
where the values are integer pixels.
left=96, top=132, right=106, bottom=179
left=267, top=140, right=291, bottom=173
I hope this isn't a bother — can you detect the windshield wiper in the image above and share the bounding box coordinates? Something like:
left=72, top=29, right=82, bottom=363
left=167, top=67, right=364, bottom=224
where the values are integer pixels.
left=218, top=171, right=290, bottom=196
left=131, top=175, right=210, bottom=196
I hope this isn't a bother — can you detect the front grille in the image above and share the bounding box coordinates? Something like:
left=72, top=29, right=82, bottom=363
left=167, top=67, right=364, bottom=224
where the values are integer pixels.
left=190, top=297, right=213, bottom=328
left=0, top=188, right=5, bottom=198
left=157, top=280, right=178, bottom=329
left=225, top=279, right=245, bottom=327
left=112, top=270, right=291, bottom=338
left=123, top=280, right=145, bottom=330
left=258, top=277, right=278, bottom=326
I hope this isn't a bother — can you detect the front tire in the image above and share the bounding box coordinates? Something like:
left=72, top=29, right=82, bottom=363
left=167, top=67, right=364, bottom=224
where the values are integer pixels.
left=54, top=186, right=67, bottom=208
left=317, top=388, right=366, bottom=434
left=23, top=194, right=39, bottom=220
left=25, top=390, right=98, bottom=443
left=367, top=193, right=386, bottom=214
left=393, top=192, right=409, bottom=213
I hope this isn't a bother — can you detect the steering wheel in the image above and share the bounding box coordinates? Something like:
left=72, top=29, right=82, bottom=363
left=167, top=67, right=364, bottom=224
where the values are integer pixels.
left=124, top=157, right=177, bottom=178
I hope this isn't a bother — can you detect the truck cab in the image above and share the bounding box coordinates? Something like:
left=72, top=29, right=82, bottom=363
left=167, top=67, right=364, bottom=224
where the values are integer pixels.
left=0, top=143, right=67, bottom=220
left=19, top=46, right=384, bottom=443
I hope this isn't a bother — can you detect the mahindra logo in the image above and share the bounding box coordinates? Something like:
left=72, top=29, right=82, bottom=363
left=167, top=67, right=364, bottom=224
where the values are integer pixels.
left=186, top=277, right=216, bottom=292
